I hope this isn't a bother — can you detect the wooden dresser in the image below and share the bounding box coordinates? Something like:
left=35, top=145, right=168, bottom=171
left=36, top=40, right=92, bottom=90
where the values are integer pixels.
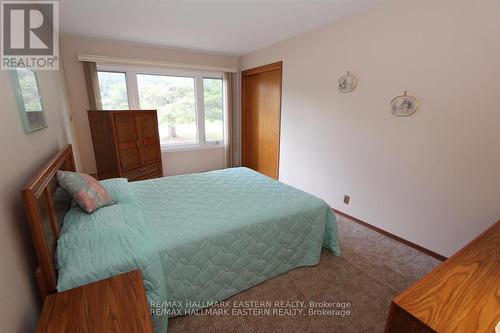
left=385, top=220, right=500, bottom=333
left=88, top=110, right=163, bottom=181
left=36, top=270, right=153, bottom=333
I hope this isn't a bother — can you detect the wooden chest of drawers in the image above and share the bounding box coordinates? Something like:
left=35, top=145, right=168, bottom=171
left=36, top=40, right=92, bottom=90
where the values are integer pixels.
left=88, top=110, right=163, bottom=181
left=122, top=162, right=162, bottom=181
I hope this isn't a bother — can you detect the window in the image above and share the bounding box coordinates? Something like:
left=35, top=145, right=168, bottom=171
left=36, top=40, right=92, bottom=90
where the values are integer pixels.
left=97, top=64, right=225, bottom=149
left=203, top=78, right=224, bottom=142
left=137, top=74, right=197, bottom=145
left=97, top=71, right=129, bottom=110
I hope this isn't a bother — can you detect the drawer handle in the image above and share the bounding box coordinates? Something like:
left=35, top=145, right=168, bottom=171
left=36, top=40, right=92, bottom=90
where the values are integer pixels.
left=139, top=168, right=146, bottom=172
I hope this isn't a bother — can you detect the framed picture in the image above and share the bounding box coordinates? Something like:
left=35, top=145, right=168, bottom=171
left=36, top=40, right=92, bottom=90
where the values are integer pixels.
left=11, top=68, right=47, bottom=133
left=338, top=71, right=357, bottom=93
left=391, top=91, right=418, bottom=116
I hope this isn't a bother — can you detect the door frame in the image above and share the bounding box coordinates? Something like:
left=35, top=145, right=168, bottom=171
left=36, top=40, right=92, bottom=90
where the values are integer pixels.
left=241, top=61, right=283, bottom=179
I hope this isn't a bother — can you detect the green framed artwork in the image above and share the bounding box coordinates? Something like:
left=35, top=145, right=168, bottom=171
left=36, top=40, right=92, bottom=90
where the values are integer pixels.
left=11, top=68, right=47, bottom=133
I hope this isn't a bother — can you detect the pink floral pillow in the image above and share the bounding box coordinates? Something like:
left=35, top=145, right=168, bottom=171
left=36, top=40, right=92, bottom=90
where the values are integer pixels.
left=56, top=171, right=115, bottom=213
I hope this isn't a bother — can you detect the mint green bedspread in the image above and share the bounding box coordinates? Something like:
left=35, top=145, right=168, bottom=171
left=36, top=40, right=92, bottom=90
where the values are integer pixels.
left=57, top=167, right=340, bottom=332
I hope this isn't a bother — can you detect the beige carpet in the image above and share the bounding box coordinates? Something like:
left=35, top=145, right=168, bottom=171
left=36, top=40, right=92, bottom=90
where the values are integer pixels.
left=168, top=214, right=440, bottom=332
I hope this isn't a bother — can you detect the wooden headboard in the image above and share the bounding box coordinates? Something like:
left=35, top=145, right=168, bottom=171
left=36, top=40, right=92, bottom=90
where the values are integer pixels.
left=22, top=144, right=76, bottom=299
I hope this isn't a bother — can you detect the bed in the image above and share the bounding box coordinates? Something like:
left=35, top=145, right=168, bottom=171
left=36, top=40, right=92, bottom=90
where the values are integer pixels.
left=22, top=145, right=340, bottom=332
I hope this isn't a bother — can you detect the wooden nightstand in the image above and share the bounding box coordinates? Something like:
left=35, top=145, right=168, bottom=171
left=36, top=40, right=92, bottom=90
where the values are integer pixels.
left=36, top=270, right=153, bottom=333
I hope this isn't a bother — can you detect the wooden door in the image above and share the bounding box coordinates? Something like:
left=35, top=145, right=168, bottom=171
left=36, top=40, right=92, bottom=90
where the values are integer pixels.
left=136, top=111, right=161, bottom=165
left=113, top=113, right=141, bottom=171
left=242, top=62, right=282, bottom=179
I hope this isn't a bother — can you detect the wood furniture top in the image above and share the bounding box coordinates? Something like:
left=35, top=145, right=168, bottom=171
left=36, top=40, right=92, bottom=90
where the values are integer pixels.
left=36, top=270, right=153, bottom=333
left=385, top=220, right=500, bottom=333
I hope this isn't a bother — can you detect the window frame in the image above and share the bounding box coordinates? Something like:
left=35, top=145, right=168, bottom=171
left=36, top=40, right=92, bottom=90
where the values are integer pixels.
left=97, top=64, right=224, bottom=151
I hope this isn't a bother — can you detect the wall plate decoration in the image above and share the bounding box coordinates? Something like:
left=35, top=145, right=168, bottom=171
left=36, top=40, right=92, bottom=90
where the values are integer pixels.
left=338, top=71, right=357, bottom=93
left=391, top=91, right=418, bottom=116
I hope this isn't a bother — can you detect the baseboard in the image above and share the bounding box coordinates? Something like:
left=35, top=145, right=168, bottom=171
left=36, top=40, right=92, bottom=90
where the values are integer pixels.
left=332, top=209, right=447, bottom=262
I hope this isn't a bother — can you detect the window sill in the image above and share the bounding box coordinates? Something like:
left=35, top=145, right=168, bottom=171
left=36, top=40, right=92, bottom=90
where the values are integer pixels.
left=161, top=143, right=224, bottom=153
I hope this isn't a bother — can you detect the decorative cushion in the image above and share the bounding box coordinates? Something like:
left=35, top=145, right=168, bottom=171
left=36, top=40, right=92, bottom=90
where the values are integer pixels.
left=56, top=171, right=115, bottom=213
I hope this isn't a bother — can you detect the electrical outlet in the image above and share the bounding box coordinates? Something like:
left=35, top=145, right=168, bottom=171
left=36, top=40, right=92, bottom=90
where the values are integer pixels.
left=343, top=195, right=350, bottom=205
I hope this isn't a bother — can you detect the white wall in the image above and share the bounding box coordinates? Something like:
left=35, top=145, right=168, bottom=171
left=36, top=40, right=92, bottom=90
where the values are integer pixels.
left=60, top=35, right=239, bottom=175
left=163, top=147, right=225, bottom=176
left=240, top=0, right=500, bottom=257
left=0, top=68, right=74, bottom=331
